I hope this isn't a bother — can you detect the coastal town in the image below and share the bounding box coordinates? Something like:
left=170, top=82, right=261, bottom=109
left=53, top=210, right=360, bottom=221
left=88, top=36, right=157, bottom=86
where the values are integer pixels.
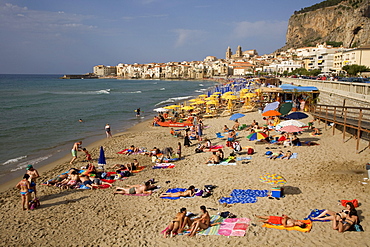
left=79, top=43, right=370, bottom=80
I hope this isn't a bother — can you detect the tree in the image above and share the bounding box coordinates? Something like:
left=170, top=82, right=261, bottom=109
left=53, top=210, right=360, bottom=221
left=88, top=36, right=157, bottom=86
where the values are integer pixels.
left=342, top=64, right=369, bottom=76
left=290, top=68, right=309, bottom=76
left=309, top=69, right=322, bottom=76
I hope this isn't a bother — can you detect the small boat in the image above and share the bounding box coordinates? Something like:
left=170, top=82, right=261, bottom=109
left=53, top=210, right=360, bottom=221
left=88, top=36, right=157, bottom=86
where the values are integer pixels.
left=156, top=121, right=193, bottom=127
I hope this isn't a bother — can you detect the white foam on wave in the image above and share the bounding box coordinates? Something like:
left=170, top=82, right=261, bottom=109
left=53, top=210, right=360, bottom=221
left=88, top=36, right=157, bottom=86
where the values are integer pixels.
left=10, top=155, right=52, bottom=172
left=121, top=91, right=142, bottom=94
left=155, top=95, right=192, bottom=106
left=96, top=89, right=111, bottom=94
left=2, top=155, right=27, bottom=165
left=199, top=84, right=204, bottom=86
left=160, top=88, right=165, bottom=91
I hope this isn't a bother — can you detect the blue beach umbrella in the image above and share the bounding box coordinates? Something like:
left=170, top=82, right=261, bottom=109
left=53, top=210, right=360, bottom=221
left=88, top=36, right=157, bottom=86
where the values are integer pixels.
left=98, top=146, right=106, bottom=166
left=285, top=112, right=309, bottom=120
left=262, top=101, right=280, bottom=113
left=229, top=113, right=245, bottom=121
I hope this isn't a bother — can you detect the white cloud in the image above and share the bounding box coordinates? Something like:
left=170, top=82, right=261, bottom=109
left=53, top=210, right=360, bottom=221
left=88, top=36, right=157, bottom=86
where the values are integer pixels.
left=0, top=3, right=96, bottom=33
left=232, top=20, right=288, bottom=39
left=173, top=29, right=206, bottom=47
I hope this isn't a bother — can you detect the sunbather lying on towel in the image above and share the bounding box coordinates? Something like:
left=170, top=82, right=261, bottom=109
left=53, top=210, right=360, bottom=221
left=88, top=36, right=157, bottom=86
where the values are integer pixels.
left=280, top=150, right=292, bottom=159
left=255, top=214, right=306, bottom=228
left=160, top=185, right=195, bottom=198
left=114, top=181, right=153, bottom=195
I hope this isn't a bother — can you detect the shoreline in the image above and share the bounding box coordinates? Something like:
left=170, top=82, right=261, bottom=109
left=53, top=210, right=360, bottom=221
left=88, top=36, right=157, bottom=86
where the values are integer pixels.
left=0, top=118, right=153, bottom=193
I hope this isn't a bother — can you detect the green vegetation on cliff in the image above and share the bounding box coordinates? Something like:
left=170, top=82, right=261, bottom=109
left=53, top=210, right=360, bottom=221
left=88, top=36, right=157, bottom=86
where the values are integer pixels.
left=295, top=0, right=345, bottom=14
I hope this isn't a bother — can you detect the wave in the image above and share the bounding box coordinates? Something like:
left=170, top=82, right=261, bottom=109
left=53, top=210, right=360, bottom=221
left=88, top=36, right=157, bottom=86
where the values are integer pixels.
left=2, top=155, right=27, bottom=165
left=154, top=95, right=193, bottom=106
left=160, top=88, right=165, bottom=91
left=9, top=155, right=52, bottom=172
left=199, top=84, right=204, bottom=86
left=120, top=91, right=142, bottom=94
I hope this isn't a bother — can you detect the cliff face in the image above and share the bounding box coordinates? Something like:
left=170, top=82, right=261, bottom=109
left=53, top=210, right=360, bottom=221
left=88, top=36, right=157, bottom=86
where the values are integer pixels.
left=283, top=0, right=370, bottom=49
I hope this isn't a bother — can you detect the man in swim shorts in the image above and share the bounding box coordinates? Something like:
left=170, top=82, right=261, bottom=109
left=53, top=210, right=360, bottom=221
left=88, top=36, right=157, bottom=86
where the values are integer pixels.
left=114, top=181, right=153, bottom=195
left=26, top=165, right=39, bottom=200
left=255, top=214, right=306, bottom=228
left=70, top=141, right=82, bottom=164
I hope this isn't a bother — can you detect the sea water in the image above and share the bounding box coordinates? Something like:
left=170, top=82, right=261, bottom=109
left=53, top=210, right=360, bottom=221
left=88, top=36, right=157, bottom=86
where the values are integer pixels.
left=0, top=74, right=218, bottom=183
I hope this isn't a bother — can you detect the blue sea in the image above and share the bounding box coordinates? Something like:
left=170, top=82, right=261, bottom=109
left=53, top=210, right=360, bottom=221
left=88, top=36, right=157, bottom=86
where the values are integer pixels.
left=0, top=74, right=218, bottom=183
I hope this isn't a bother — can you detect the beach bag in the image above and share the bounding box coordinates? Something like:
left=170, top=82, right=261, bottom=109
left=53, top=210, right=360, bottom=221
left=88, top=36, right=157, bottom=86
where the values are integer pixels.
left=29, top=198, right=40, bottom=210
left=195, top=148, right=203, bottom=153
left=354, top=223, right=364, bottom=232
left=226, top=141, right=232, bottom=147
left=247, top=148, right=254, bottom=155
left=233, top=141, right=242, bottom=152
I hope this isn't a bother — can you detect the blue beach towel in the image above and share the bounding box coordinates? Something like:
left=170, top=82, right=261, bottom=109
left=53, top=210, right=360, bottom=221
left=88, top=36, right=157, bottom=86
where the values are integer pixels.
left=236, top=156, right=252, bottom=161
left=305, top=209, right=330, bottom=222
left=219, top=189, right=268, bottom=204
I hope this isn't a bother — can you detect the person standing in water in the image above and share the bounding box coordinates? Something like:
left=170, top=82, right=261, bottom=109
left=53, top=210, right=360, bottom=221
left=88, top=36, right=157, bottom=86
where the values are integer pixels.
left=105, top=124, right=112, bottom=138
left=136, top=108, right=141, bottom=117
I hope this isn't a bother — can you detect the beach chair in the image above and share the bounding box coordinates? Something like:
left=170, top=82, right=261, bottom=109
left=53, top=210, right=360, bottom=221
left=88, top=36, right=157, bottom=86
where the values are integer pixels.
left=216, top=132, right=224, bottom=138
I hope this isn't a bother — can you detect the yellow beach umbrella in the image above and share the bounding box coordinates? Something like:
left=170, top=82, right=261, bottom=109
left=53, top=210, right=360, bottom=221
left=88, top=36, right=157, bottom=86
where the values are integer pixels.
left=225, top=95, right=238, bottom=100
left=188, top=99, right=197, bottom=102
left=223, top=92, right=234, bottom=96
left=245, top=93, right=256, bottom=98
left=196, top=100, right=206, bottom=104
left=206, top=100, right=218, bottom=105
left=181, top=106, right=194, bottom=111
left=190, top=102, right=199, bottom=106
left=227, top=99, right=233, bottom=110
left=198, top=94, right=207, bottom=98
left=213, top=92, right=222, bottom=95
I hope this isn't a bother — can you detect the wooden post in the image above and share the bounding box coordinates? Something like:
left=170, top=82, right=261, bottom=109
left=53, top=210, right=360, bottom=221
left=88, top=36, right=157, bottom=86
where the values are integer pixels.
left=343, top=107, right=347, bottom=142
left=333, top=106, right=337, bottom=135
left=324, top=106, right=328, bottom=130
left=356, top=109, right=363, bottom=153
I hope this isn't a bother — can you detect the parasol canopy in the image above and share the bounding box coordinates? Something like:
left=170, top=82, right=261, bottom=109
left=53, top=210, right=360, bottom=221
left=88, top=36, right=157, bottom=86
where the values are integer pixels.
left=285, top=112, right=309, bottom=120
left=229, top=113, right=245, bottom=121
left=259, top=173, right=287, bottom=186
left=275, top=120, right=306, bottom=131
left=181, top=106, right=194, bottom=111
left=98, top=146, right=106, bottom=166
left=278, top=102, right=293, bottom=115
left=246, top=132, right=267, bottom=141
left=279, top=125, right=304, bottom=133
left=263, top=101, right=280, bottom=113
left=262, top=110, right=281, bottom=117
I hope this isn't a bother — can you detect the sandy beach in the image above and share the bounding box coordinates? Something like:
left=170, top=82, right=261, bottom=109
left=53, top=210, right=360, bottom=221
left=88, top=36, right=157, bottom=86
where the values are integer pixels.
left=1, top=110, right=369, bottom=247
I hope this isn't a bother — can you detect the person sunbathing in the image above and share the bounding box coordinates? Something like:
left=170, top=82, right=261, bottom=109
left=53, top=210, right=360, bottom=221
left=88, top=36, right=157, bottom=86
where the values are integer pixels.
left=232, top=120, right=240, bottom=131
left=205, top=152, right=220, bottom=164
left=255, top=214, right=306, bottom=228
left=332, top=209, right=358, bottom=233
left=312, top=202, right=357, bottom=222
left=280, top=150, right=293, bottom=159
left=312, top=127, right=321, bottom=135
left=223, top=125, right=229, bottom=132
left=160, top=185, right=195, bottom=198
left=114, top=181, right=153, bottom=195
left=187, top=205, right=211, bottom=237
left=270, top=150, right=283, bottom=160
left=163, top=208, right=187, bottom=238
left=79, top=174, right=94, bottom=189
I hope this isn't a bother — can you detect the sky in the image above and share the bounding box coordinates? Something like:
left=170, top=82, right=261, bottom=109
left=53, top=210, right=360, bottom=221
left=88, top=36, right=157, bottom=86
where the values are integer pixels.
left=0, top=0, right=322, bottom=74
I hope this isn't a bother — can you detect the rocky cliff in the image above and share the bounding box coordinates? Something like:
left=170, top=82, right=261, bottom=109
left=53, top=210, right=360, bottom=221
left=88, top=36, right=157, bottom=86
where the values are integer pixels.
left=282, top=0, right=370, bottom=49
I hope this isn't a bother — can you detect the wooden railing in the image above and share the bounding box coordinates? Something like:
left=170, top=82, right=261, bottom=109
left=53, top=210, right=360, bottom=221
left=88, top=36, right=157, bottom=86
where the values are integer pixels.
left=310, top=104, right=370, bottom=153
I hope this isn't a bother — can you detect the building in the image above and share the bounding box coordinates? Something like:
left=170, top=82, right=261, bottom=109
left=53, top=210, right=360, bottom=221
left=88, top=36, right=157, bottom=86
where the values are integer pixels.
left=93, top=65, right=117, bottom=76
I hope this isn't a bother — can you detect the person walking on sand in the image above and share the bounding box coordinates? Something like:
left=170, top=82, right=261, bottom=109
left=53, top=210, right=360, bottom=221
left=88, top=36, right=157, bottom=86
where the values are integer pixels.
left=26, top=165, right=39, bottom=200
left=70, top=141, right=82, bottom=164
left=105, top=124, right=112, bottom=138
left=16, top=174, right=31, bottom=210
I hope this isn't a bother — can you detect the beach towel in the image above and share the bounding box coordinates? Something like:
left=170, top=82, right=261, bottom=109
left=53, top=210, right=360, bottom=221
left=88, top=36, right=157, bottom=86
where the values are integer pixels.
left=218, top=218, right=251, bottom=236
left=198, top=215, right=224, bottom=235
left=131, top=166, right=146, bottom=173
left=117, top=149, right=144, bottom=155
left=236, top=156, right=252, bottom=161
left=266, top=153, right=298, bottom=159
left=160, top=188, right=196, bottom=200
left=204, top=145, right=224, bottom=151
left=219, top=189, right=268, bottom=204
left=305, top=209, right=330, bottom=222
left=152, top=163, right=176, bottom=169
left=208, top=161, right=236, bottom=166
left=262, top=219, right=312, bottom=233
left=119, top=192, right=151, bottom=196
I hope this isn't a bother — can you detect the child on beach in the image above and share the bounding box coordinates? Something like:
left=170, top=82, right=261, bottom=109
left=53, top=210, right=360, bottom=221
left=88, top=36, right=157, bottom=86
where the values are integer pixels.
left=82, top=148, right=92, bottom=162
left=16, top=174, right=31, bottom=210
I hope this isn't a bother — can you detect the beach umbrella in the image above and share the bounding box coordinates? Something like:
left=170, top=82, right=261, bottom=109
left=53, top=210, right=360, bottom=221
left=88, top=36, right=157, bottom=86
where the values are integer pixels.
left=229, top=113, right=245, bottom=121
left=206, top=100, right=218, bottom=105
left=278, top=102, right=293, bottom=115
left=98, top=146, right=106, bottom=166
left=195, top=100, right=206, bottom=104
left=263, top=101, right=280, bottom=113
left=246, top=132, right=268, bottom=141
left=279, top=125, right=303, bottom=133
left=225, top=95, right=238, bottom=100
left=188, top=99, right=197, bottom=102
left=181, top=106, right=194, bottom=111
left=198, top=94, right=207, bottom=98
left=275, top=120, right=306, bottom=131
left=262, top=110, right=281, bottom=117
left=153, top=107, right=169, bottom=112
left=259, top=173, right=287, bottom=186
left=285, top=112, right=309, bottom=120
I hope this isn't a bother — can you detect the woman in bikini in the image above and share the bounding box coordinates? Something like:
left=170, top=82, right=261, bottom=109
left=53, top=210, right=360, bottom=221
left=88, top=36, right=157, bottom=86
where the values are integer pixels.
left=312, top=202, right=357, bottom=222
left=160, top=186, right=195, bottom=198
left=163, top=208, right=187, bottom=238
left=187, top=205, right=211, bottom=237
left=16, top=174, right=31, bottom=210
left=333, top=208, right=358, bottom=232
